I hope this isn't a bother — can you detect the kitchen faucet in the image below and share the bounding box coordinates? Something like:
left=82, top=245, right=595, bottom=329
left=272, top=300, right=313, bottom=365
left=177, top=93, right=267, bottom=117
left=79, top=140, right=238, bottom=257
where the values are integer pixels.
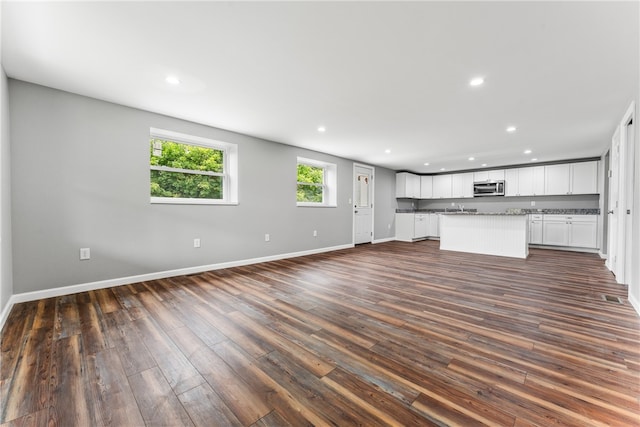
left=458, top=204, right=464, bottom=212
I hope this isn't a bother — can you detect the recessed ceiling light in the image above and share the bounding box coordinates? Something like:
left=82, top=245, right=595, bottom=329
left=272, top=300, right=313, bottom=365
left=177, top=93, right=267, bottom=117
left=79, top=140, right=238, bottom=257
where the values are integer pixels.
left=469, top=77, right=484, bottom=87
left=531, top=158, right=538, bottom=162
left=384, top=149, right=391, bottom=154
left=165, top=76, right=181, bottom=85
left=506, top=126, right=517, bottom=133
left=424, top=162, right=430, bottom=166
left=440, top=167, right=446, bottom=171
left=524, top=149, right=532, bottom=154
left=468, top=157, right=475, bottom=161
left=317, top=126, right=326, bottom=133
left=481, top=163, right=487, bottom=167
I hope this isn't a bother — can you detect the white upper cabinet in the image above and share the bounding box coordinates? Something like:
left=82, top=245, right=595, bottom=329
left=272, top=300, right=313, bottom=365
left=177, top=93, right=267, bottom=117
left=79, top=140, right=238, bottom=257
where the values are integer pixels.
left=420, top=175, right=433, bottom=199
left=505, top=169, right=519, bottom=197
left=451, top=172, right=474, bottom=198
left=396, top=160, right=596, bottom=200
left=433, top=175, right=452, bottom=199
left=506, top=166, right=545, bottom=197
left=533, top=166, right=545, bottom=195
left=570, top=161, right=598, bottom=194
left=545, top=164, right=572, bottom=195
left=396, top=172, right=421, bottom=198
left=545, top=161, right=598, bottom=195
left=473, top=170, right=504, bottom=182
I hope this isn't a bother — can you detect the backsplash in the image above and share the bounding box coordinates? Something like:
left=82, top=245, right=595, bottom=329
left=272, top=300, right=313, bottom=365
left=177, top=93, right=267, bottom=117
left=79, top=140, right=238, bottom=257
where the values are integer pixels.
left=397, top=194, right=599, bottom=213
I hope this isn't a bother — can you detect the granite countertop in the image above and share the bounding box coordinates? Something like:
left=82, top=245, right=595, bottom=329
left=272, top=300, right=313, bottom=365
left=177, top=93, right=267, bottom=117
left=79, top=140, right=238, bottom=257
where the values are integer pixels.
left=521, top=208, right=600, bottom=215
left=395, top=208, right=478, bottom=213
left=396, top=208, right=600, bottom=215
left=441, top=212, right=527, bottom=216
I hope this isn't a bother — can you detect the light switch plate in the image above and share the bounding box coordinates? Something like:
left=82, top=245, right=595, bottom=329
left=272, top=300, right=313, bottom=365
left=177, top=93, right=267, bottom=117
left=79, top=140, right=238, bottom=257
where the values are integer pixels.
left=80, top=248, right=91, bottom=260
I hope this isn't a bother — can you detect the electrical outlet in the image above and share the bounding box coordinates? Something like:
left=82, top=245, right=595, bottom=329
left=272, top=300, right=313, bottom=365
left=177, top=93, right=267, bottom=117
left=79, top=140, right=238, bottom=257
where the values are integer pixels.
left=313, top=230, right=318, bottom=237
left=388, top=223, right=391, bottom=229
left=265, top=234, right=270, bottom=242
left=80, top=248, right=91, bottom=260
left=194, top=238, right=201, bottom=248
left=531, top=201, right=536, bottom=207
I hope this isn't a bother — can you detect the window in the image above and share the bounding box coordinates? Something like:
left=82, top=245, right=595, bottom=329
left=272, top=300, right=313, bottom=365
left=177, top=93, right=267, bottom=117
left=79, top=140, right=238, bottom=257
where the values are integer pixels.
left=297, top=157, right=337, bottom=207
left=150, top=128, right=238, bottom=204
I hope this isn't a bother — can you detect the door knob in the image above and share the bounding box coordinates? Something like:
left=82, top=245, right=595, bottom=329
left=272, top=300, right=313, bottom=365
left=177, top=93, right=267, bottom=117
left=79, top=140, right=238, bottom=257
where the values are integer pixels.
left=608, top=210, right=614, bottom=214
left=355, top=210, right=359, bottom=214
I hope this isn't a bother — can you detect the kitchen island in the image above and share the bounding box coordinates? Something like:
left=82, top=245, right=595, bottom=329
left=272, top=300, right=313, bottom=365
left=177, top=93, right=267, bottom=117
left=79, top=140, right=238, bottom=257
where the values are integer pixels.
left=439, top=212, right=529, bottom=259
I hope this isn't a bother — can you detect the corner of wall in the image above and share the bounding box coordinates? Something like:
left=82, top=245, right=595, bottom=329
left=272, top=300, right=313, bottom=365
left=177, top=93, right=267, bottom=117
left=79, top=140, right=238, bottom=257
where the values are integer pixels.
left=0, top=65, right=14, bottom=325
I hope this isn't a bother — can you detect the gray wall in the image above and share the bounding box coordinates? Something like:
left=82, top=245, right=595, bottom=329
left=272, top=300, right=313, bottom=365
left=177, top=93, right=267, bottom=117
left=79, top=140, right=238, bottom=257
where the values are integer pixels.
left=373, top=166, right=398, bottom=240
left=9, top=80, right=396, bottom=294
left=1, top=67, right=13, bottom=313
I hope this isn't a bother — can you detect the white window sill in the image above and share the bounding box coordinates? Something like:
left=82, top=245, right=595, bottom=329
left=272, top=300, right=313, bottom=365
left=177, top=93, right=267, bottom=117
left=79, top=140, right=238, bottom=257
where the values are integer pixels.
left=151, top=197, right=238, bottom=205
left=297, top=203, right=337, bottom=208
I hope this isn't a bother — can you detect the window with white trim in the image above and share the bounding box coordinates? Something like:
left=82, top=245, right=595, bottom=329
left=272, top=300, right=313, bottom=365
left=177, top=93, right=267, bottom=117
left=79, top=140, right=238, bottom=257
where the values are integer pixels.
left=150, top=128, right=238, bottom=205
left=296, top=157, right=337, bottom=207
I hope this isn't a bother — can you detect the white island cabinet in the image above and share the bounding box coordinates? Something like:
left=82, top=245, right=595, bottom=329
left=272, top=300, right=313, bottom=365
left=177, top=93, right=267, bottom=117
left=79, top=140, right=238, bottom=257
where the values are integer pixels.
left=440, top=213, right=529, bottom=259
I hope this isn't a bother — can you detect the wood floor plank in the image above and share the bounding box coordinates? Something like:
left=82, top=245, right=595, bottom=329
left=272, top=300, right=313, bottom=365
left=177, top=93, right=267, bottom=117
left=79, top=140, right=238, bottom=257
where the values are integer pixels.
left=85, top=348, right=145, bottom=427
left=0, top=409, right=49, bottom=427
left=78, top=299, right=110, bottom=355
left=127, top=367, right=194, bottom=427
left=132, top=316, right=205, bottom=395
left=1, top=241, right=639, bottom=426
left=47, top=335, right=95, bottom=427
left=103, top=310, right=156, bottom=377
left=53, top=295, right=81, bottom=340
left=258, top=350, right=386, bottom=427
left=0, top=302, right=37, bottom=420
left=1, top=327, right=52, bottom=423
left=186, top=343, right=272, bottom=426
left=211, top=338, right=329, bottom=427
left=177, top=383, right=244, bottom=427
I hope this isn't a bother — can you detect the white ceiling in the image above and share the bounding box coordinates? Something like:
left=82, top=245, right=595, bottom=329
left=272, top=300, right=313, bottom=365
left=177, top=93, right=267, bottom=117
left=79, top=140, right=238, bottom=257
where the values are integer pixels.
left=3, top=1, right=639, bottom=173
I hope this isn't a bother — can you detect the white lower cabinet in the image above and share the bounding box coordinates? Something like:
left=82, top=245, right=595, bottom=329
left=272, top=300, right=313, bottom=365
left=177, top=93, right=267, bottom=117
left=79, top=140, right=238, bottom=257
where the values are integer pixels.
left=541, top=215, right=598, bottom=248
left=542, top=219, right=570, bottom=246
left=396, top=213, right=429, bottom=241
left=428, top=213, right=440, bottom=237
left=529, top=215, right=543, bottom=244
left=414, top=214, right=428, bottom=239
left=396, top=213, right=440, bottom=241
left=568, top=219, right=598, bottom=248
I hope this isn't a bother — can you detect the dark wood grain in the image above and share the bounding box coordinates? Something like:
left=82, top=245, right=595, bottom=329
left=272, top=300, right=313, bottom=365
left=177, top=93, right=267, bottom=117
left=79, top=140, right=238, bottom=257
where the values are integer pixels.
left=1, top=241, right=639, bottom=426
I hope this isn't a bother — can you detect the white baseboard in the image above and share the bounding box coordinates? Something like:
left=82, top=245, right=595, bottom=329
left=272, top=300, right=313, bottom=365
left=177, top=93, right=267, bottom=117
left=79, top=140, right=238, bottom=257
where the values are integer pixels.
left=528, top=244, right=599, bottom=254
left=0, top=298, right=14, bottom=332
left=373, top=237, right=395, bottom=244
left=0, top=243, right=354, bottom=331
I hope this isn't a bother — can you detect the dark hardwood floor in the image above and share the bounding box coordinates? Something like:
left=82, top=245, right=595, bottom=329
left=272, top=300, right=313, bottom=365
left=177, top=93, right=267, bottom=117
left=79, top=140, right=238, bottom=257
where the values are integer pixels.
left=1, top=240, right=639, bottom=426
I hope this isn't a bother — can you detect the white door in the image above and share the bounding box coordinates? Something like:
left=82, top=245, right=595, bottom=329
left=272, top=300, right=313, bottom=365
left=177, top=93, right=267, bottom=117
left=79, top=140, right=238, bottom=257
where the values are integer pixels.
left=623, top=118, right=635, bottom=283
left=607, top=128, right=620, bottom=275
left=354, top=165, right=373, bottom=244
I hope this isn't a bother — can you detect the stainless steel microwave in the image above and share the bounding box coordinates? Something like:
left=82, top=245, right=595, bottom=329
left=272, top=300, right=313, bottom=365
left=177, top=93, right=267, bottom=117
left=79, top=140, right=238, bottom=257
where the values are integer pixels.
left=473, top=181, right=505, bottom=197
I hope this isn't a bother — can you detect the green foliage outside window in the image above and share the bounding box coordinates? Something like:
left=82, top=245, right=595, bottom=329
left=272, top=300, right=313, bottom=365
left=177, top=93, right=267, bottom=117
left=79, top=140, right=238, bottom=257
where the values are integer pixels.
left=150, top=139, right=224, bottom=199
left=297, top=164, right=324, bottom=203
